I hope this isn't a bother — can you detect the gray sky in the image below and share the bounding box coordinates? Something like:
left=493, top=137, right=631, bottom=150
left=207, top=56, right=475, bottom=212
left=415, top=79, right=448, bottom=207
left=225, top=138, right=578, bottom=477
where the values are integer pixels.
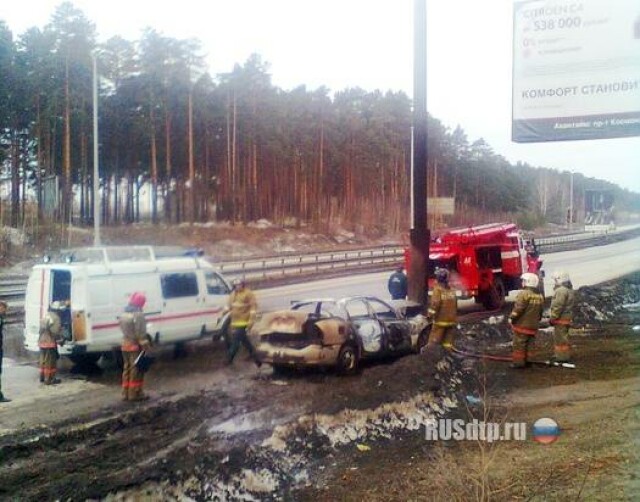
left=1, top=0, right=638, bottom=192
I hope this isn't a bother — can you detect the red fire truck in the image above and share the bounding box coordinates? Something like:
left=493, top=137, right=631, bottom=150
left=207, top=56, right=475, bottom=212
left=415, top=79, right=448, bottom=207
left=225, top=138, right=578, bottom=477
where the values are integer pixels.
left=406, top=222, right=544, bottom=310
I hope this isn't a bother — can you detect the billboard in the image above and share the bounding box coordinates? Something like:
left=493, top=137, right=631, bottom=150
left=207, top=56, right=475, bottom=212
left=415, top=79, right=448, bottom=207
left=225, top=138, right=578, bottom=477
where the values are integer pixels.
left=512, top=0, right=640, bottom=142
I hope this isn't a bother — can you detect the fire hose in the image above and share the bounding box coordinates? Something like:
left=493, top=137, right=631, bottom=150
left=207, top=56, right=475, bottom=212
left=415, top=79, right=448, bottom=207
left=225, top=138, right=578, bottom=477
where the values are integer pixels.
left=448, top=345, right=576, bottom=369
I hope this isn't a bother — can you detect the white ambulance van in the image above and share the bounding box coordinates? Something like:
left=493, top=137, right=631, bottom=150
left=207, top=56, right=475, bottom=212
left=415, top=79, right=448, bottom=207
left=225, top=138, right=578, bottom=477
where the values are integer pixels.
left=23, top=246, right=231, bottom=364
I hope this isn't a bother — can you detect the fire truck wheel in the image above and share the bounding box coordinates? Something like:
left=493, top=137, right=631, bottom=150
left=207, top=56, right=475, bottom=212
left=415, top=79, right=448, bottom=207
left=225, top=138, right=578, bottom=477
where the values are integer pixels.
left=481, top=277, right=506, bottom=310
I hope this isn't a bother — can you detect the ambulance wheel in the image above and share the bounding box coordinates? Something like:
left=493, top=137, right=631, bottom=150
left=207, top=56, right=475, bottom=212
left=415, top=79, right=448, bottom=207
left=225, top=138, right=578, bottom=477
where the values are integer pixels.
left=68, top=353, right=101, bottom=366
left=110, top=348, right=124, bottom=370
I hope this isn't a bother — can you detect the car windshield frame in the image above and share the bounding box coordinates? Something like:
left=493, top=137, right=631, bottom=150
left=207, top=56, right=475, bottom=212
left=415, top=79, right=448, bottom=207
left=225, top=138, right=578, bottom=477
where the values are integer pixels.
left=291, top=300, right=347, bottom=319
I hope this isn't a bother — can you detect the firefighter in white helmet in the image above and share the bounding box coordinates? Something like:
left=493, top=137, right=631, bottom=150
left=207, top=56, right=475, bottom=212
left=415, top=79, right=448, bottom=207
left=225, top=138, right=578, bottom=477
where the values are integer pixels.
left=508, top=273, right=544, bottom=368
left=550, top=270, right=575, bottom=363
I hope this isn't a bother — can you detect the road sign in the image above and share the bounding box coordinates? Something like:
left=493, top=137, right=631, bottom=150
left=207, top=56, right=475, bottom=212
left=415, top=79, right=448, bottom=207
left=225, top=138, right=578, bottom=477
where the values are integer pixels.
left=428, top=197, right=455, bottom=215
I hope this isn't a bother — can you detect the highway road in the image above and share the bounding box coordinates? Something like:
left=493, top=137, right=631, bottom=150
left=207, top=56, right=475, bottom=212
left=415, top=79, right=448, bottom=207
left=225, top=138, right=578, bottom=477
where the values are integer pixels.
left=256, top=235, right=640, bottom=311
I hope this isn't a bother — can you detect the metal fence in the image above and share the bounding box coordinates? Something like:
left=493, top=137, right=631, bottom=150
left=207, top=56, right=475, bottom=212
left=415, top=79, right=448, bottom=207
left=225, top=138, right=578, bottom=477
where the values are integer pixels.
left=1, top=224, right=639, bottom=322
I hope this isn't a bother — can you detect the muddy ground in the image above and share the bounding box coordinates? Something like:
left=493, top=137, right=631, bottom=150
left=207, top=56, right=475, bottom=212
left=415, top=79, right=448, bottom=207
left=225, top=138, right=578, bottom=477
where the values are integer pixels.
left=0, top=275, right=639, bottom=501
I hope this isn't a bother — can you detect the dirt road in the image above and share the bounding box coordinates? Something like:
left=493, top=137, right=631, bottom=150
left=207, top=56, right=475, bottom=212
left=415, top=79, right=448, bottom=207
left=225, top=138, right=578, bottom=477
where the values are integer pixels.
left=0, top=275, right=639, bottom=501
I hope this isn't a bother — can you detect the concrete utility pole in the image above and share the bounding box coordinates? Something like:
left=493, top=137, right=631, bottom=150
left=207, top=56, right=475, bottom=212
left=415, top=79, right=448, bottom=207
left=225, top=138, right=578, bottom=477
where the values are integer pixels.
left=407, top=0, right=430, bottom=305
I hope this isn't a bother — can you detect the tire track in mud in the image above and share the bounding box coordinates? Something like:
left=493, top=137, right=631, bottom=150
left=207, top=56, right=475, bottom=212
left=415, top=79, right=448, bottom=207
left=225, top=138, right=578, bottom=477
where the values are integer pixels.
left=0, top=391, right=237, bottom=500
left=0, top=353, right=468, bottom=501
left=103, top=357, right=466, bottom=501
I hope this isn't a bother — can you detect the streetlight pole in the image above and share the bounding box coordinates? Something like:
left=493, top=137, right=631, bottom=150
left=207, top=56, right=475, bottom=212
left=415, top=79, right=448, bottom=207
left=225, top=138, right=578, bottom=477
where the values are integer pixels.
left=92, top=54, right=101, bottom=246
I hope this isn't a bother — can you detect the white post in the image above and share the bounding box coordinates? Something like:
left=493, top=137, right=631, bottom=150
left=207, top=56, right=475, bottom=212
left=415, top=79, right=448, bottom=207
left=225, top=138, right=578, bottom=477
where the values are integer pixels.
left=569, top=171, right=573, bottom=231
left=92, top=54, right=101, bottom=246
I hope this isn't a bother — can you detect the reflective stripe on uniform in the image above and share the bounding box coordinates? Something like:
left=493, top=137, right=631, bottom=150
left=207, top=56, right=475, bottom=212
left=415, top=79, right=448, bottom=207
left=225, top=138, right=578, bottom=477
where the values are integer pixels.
left=512, top=325, right=537, bottom=336
left=121, top=343, right=141, bottom=352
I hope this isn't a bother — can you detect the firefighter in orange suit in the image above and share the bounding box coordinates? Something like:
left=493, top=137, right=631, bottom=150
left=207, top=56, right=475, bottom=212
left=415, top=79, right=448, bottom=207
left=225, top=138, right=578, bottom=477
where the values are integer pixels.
left=225, top=279, right=261, bottom=367
left=427, top=268, right=458, bottom=349
left=509, top=273, right=544, bottom=368
left=119, top=292, right=151, bottom=401
left=39, top=303, right=63, bottom=385
left=550, top=270, right=575, bottom=363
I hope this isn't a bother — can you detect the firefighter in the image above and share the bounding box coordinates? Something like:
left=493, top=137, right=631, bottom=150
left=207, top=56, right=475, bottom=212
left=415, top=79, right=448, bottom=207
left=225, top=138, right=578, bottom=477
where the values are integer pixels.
left=39, top=303, right=63, bottom=385
left=225, top=279, right=261, bottom=367
left=426, top=268, right=458, bottom=350
left=0, top=301, right=9, bottom=402
left=388, top=266, right=408, bottom=300
left=550, top=270, right=575, bottom=363
left=119, top=292, right=151, bottom=401
left=509, top=273, right=544, bottom=368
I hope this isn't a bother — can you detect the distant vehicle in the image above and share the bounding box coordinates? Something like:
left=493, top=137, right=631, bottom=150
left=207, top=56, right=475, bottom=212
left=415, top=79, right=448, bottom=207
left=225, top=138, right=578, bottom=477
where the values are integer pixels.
left=251, top=296, right=430, bottom=374
left=406, top=222, right=544, bottom=309
left=23, top=246, right=231, bottom=365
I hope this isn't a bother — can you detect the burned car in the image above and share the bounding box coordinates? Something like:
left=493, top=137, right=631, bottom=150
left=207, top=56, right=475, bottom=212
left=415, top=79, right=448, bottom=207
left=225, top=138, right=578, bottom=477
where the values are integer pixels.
left=250, top=296, right=430, bottom=374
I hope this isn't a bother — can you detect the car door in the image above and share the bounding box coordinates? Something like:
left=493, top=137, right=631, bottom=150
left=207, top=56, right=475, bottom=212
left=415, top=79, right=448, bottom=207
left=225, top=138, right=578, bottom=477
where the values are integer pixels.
left=344, top=298, right=383, bottom=355
left=367, top=298, right=411, bottom=352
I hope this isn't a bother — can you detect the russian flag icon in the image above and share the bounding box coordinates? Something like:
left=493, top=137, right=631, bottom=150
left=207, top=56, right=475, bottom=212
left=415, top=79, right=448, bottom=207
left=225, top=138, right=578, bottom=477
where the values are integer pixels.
left=532, top=417, right=560, bottom=444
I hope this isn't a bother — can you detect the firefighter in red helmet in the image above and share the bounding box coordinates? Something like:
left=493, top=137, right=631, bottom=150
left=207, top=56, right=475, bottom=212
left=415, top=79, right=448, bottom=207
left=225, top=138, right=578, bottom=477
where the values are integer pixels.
left=119, top=292, right=151, bottom=401
left=38, top=302, right=64, bottom=385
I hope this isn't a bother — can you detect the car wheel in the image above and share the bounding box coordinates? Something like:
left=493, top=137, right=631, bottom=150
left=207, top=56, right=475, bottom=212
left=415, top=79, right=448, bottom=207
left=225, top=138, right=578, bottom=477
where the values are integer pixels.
left=272, top=364, right=293, bottom=377
left=337, top=344, right=359, bottom=375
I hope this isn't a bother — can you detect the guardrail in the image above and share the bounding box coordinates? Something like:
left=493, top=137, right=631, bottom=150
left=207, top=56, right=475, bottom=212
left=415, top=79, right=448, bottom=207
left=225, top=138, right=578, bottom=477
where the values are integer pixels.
left=535, top=225, right=640, bottom=253
left=1, top=224, right=639, bottom=323
left=216, top=246, right=403, bottom=281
